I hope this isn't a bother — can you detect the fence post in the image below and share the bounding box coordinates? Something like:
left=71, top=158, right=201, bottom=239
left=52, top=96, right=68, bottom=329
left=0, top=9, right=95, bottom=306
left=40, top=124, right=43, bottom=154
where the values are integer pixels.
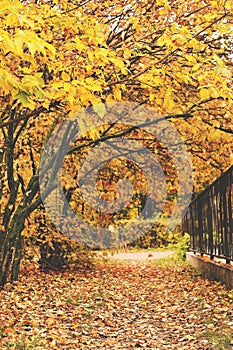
left=221, top=180, right=230, bottom=264
left=207, top=190, right=214, bottom=260
left=197, top=197, right=203, bottom=256
left=190, top=206, right=195, bottom=253
left=228, top=171, right=233, bottom=260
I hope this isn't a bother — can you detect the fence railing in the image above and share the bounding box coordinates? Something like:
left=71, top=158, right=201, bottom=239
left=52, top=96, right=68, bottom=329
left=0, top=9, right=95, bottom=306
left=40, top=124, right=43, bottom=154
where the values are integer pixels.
left=183, top=165, right=233, bottom=264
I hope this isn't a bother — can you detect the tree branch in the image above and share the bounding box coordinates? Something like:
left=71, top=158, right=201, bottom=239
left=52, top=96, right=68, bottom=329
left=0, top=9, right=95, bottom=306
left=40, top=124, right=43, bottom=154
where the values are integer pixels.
left=0, top=106, right=47, bottom=129
left=202, top=118, right=233, bottom=134
left=68, top=113, right=192, bottom=154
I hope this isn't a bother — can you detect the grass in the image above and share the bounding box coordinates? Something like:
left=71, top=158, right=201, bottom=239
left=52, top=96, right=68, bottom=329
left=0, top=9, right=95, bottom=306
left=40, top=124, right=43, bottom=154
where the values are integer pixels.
left=146, top=252, right=187, bottom=266
left=3, top=336, right=45, bottom=349
left=198, top=330, right=233, bottom=350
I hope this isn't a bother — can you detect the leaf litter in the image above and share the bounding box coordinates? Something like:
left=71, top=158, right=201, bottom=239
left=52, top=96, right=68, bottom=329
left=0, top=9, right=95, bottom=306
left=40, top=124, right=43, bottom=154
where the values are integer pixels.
left=0, top=260, right=232, bottom=349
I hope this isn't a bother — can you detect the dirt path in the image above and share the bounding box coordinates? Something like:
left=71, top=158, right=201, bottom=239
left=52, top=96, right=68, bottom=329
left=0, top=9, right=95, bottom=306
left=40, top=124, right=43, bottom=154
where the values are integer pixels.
left=107, top=249, right=175, bottom=261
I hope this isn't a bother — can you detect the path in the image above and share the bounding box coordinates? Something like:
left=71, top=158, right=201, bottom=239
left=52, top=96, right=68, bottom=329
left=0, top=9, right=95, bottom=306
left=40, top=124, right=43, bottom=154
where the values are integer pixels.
left=108, top=249, right=175, bottom=261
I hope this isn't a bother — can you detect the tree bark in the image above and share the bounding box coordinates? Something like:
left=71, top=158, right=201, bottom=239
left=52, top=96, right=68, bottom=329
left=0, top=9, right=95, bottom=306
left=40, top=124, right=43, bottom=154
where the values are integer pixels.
left=0, top=210, right=26, bottom=287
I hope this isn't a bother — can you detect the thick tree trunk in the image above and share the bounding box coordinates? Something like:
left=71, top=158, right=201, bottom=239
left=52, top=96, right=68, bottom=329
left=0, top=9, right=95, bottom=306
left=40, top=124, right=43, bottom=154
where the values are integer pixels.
left=0, top=211, right=26, bottom=287
left=10, top=219, right=25, bottom=282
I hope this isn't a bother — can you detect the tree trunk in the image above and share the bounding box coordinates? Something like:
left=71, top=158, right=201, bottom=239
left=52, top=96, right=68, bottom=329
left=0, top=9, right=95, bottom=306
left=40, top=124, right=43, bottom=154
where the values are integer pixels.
left=0, top=211, right=26, bottom=287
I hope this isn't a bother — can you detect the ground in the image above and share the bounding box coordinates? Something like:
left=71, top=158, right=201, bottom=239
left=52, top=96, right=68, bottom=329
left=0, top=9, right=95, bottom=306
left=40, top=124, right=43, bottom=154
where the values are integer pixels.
left=0, top=250, right=233, bottom=349
left=107, top=249, right=175, bottom=261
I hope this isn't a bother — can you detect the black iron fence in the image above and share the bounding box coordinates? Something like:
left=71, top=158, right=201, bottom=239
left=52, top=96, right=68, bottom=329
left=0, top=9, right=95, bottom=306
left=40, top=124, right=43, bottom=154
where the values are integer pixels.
left=183, top=165, right=233, bottom=264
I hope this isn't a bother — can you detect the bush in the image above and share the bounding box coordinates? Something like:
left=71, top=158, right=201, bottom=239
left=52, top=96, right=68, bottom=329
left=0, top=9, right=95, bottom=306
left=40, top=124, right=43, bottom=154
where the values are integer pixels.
left=37, top=229, right=94, bottom=271
left=131, top=222, right=186, bottom=249
left=23, top=210, right=93, bottom=272
left=167, top=232, right=190, bottom=260
left=38, top=232, right=73, bottom=271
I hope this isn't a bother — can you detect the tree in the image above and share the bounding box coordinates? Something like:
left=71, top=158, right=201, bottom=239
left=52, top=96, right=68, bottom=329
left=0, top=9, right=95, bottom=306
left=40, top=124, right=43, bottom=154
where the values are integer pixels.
left=0, top=0, right=232, bottom=287
left=0, top=0, right=131, bottom=286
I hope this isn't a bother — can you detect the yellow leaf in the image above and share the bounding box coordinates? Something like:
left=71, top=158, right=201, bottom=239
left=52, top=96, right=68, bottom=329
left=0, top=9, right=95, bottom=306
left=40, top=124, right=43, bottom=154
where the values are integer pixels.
left=208, top=129, right=222, bottom=141
left=225, top=1, right=232, bottom=10
left=200, top=88, right=211, bottom=100
left=93, top=103, right=106, bottom=118
left=27, top=41, right=39, bottom=56
left=113, top=87, right=122, bottom=100
left=149, top=94, right=155, bottom=102
left=110, top=57, right=128, bottom=74
left=6, top=13, right=18, bottom=26
left=89, top=128, right=100, bottom=141
left=213, top=54, right=225, bottom=68
left=212, top=120, right=220, bottom=128
left=61, top=72, right=70, bottom=81
left=163, top=88, right=175, bottom=112
left=214, top=66, right=231, bottom=78
left=75, top=38, right=85, bottom=51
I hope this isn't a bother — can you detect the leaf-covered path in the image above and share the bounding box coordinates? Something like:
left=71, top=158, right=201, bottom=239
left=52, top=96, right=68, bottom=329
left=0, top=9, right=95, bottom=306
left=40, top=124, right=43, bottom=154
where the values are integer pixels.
left=0, top=260, right=233, bottom=349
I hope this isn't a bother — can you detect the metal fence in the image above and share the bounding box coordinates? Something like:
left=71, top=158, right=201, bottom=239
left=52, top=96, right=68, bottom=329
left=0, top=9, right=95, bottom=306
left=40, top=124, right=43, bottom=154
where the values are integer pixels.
left=183, top=165, right=233, bottom=264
